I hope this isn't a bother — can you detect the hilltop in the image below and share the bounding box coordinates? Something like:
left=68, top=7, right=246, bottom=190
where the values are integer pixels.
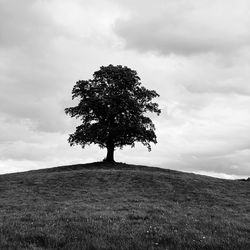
left=0, top=162, right=249, bottom=249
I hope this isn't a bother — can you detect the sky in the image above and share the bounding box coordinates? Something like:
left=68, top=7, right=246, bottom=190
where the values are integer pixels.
left=0, top=0, right=250, bottom=179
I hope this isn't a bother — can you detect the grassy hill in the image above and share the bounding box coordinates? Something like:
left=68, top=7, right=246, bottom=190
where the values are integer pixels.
left=0, top=162, right=249, bottom=250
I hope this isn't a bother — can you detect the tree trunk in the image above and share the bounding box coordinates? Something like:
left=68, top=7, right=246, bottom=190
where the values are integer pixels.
left=106, top=141, right=115, bottom=162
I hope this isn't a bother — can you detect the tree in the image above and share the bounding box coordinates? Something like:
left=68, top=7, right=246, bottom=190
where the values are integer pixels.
left=65, top=64, right=161, bottom=162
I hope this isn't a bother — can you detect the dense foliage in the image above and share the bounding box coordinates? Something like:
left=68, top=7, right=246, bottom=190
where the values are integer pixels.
left=65, top=65, right=161, bottom=161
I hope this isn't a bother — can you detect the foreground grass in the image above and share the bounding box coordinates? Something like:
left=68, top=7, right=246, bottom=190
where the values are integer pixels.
left=0, top=162, right=249, bottom=249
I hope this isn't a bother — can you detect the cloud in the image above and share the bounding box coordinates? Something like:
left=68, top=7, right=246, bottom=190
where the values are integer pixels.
left=0, top=119, right=104, bottom=174
left=175, top=53, right=250, bottom=95
left=0, top=0, right=62, bottom=49
left=0, top=0, right=124, bottom=133
left=114, top=0, right=250, bottom=55
left=153, top=92, right=250, bottom=177
left=0, top=0, right=250, bottom=179
left=0, top=0, right=69, bottom=133
left=0, top=0, right=122, bottom=173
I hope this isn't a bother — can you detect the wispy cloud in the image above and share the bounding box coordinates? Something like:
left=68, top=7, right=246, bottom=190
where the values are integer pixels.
left=114, top=0, right=250, bottom=55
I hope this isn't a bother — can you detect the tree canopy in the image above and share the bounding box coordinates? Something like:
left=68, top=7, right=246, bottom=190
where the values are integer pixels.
left=65, top=64, right=161, bottom=162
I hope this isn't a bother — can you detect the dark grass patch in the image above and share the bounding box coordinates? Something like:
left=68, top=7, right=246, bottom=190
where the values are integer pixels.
left=0, top=162, right=249, bottom=249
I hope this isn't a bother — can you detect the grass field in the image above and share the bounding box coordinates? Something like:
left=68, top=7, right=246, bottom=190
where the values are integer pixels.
left=0, top=162, right=249, bottom=249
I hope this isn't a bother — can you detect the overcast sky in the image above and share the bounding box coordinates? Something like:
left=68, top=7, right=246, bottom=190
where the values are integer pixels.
left=0, top=0, right=250, bottom=179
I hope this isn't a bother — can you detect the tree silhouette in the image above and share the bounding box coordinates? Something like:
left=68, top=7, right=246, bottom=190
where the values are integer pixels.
left=65, top=65, right=161, bottom=162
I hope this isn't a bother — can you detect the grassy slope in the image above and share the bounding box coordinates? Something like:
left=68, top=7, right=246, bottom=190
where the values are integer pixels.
left=0, top=162, right=249, bottom=250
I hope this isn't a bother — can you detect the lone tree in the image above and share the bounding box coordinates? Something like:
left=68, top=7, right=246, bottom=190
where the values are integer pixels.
left=65, top=65, right=161, bottom=162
